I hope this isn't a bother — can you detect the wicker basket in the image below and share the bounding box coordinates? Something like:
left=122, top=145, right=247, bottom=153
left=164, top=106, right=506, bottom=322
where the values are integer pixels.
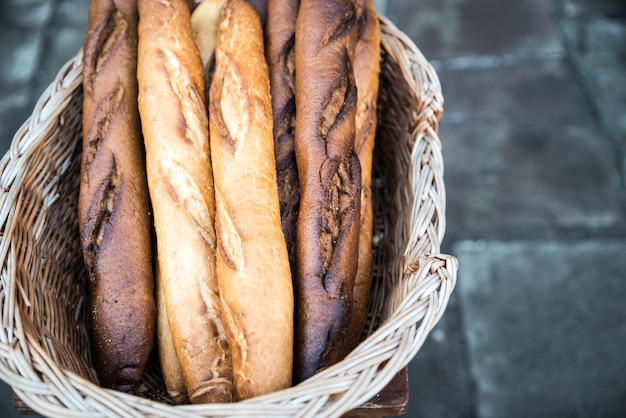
left=0, top=13, right=457, bottom=418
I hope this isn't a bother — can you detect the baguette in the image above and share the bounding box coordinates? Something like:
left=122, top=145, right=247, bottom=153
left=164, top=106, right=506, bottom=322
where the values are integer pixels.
left=293, top=0, right=361, bottom=383
left=266, top=0, right=299, bottom=280
left=79, top=0, right=155, bottom=392
left=155, top=264, right=188, bottom=404
left=347, top=0, right=381, bottom=349
left=190, top=0, right=226, bottom=83
left=209, top=0, right=294, bottom=400
left=137, top=0, right=233, bottom=404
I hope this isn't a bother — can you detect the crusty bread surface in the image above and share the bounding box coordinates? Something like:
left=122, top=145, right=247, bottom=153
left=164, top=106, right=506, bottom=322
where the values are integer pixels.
left=191, top=0, right=226, bottom=80
left=155, top=265, right=188, bottom=404
left=293, top=0, right=362, bottom=383
left=137, top=0, right=233, bottom=404
left=209, top=0, right=294, bottom=400
left=80, top=0, right=155, bottom=392
left=347, top=0, right=381, bottom=349
left=266, top=0, right=300, bottom=281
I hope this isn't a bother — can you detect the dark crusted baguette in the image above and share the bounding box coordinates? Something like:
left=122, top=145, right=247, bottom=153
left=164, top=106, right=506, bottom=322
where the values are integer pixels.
left=293, top=0, right=361, bottom=383
left=266, top=0, right=300, bottom=280
left=347, top=0, right=381, bottom=350
left=79, top=0, right=155, bottom=392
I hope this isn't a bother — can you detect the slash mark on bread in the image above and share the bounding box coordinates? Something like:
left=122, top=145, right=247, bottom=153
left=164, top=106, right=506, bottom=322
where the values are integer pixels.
left=219, top=298, right=249, bottom=383
left=278, top=33, right=296, bottom=92
left=210, top=59, right=250, bottom=158
left=317, top=54, right=357, bottom=152
left=214, top=188, right=244, bottom=271
left=319, top=154, right=359, bottom=292
left=317, top=2, right=357, bottom=49
left=85, top=158, right=119, bottom=277
left=161, top=159, right=216, bottom=250
left=84, top=8, right=127, bottom=96
left=84, top=83, right=124, bottom=179
left=159, top=49, right=209, bottom=156
left=197, top=272, right=231, bottom=378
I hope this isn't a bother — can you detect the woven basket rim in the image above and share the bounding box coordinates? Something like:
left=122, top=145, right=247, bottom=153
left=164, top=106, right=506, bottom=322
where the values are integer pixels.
left=0, top=12, right=458, bottom=418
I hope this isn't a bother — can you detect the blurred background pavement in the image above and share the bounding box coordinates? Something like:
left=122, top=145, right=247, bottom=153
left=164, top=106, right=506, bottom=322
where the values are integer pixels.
left=1, top=0, right=626, bottom=417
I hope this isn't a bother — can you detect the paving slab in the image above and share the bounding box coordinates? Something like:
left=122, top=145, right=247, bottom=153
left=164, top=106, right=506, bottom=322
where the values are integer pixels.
left=32, top=1, right=88, bottom=104
left=0, top=0, right=53, bottom=29
left=437, top=59, right=621, bottom=231
left=0, top=1, right=89, bottom=155
left=438, top=57, right=588, bottom=127
left=0, top=28, right=44, bottom=86
left=559, top=15, right=626, bottom=184
left=455, top=239, right=626, bottom=418
left=0, top=25, right=46, bottom=154
left=0, top=382, right=29, bottom=418
left=407, top=292, right=476, bottom=418
left=554, top=0, right=626, bottom=19
left=36, top=25, right=85, bottom=84
left=386, top=0, right=562, bottom=61
left=54, top=0, right=91, bottom=28
left=0, top=106, right=34, bottom=155
left=443, top=122, right=619, bottom=231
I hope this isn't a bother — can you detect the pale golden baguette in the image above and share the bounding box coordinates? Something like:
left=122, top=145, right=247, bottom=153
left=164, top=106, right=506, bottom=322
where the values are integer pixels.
left=209, top=0, right=294, bottom=400
left=137, top=0, right=233, bottom=404
left=155, top=264, right=188, bottom=404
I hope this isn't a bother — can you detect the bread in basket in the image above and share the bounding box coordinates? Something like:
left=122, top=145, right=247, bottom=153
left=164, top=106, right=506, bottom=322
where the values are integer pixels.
left=0, top=10, right=458, bottom=417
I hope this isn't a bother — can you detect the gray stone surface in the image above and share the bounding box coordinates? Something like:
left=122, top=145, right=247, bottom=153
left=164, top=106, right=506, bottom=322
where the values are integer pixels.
left=439, top=59, right=621, bottom=231
left=0, top=25, right=45, bottom=151
left=0, top=29, right=44, bottom=86
left=560, top=15, right=626, bottom=185
left=0, top=0, right=88, bottom=155
left=45, top=0, right=89, bottom=61
left=407, top=293, right=476, bottom=418
left=387, top=0, right=563, bottom=61
left=36, top=25, right=85, bottom=85
left=31, top=0, right=88, bottom=114
left=0, top=0, right=54, bottom=29
left=0, top=382, right=25, bottom=418
left=443, top=121, right=620, bottom=231
left=54, top=0, right=91, bottom=28
left=455, top=240, right=626, bottom=418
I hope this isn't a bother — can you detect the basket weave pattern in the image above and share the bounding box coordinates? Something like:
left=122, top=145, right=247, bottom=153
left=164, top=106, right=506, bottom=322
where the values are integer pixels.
left=0, top=15, right=457, bottom=417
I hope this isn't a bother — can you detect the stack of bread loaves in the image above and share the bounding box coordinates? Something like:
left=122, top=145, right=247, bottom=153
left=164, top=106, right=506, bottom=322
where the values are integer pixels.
left=78, top=0, right=380, bottom=404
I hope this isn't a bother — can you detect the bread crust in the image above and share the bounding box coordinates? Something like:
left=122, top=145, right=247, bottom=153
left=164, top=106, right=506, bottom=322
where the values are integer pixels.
left=191, top=0, right=226, bottom=79
left=137, top=0, right=233, bottom=404
left=293, top=0, right=361, bottom=383
left=266, top=0, right=300, bottom=281
left=79, top=0, right=155, bottom=392
left=155, top=266, right=188, bottom=404
left=347, top=0, right=381, bottom=349
left=209, top=0, right=294, bottom=400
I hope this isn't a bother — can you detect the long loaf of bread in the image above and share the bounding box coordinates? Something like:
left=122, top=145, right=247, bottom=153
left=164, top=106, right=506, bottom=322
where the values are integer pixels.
left=190, top=0, right=226, bottom=87
left=153, top=0, right=227, bottom=403
left=155, top=264, right=188, bottom=404
left=137, top=0, right=233, bottom=404
left=209, top=0, right=294, bottom=400
left=293, top=0, right=362, bottom=383
left=79, top=0, right=155, bottom=392
left=347, top=0, right=381, bottom=349
left=266, top=0, right=299, bottom=280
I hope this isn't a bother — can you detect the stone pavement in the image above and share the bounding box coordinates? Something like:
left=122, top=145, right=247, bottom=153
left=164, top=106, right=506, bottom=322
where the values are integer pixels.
left=1, top=0, right=625, bottom=417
